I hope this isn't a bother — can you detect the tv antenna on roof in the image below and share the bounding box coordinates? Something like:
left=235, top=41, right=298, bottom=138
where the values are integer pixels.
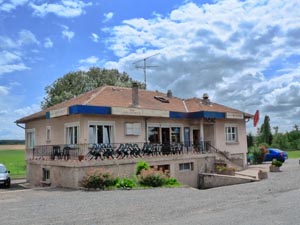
left=133, top=53, right=160, bottom=89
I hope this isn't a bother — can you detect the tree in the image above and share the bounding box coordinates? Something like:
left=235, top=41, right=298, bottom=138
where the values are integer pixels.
left=247, top=132, right=254, bottom=148
left=257, top=115, right=273, bottom=145
left=41, top=67, right=145, bottom=109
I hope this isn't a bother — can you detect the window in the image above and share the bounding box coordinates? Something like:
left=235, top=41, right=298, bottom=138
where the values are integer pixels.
left=148, top=127, right=160, bottom=143
left=225, top=125, right=238, bottom=143
left=154, top=96, right=169, bottom=103
left=148, top=125, right=182, bottom=144
left=125, top=123, right=141, bottom=136
left=179, top=162, right=193, bottom=171
left=65, top=123, right=79, bottom=145
left=42, top=168, right=50, bottom=182
left=46, top=126, right=51, bottom=141
left=26, top=129, right=35, bottom=148
left=89, top=123, right=113, bottom=144
left=171, top=127, right=181, bottom=143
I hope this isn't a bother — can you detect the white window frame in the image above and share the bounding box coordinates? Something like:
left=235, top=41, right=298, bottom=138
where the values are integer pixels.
left=225, top=124, right=238, bottom=143
left=88, top=121, right=115, bottom=144
left=26, top=128, right=35, bottom=149
left=125, top=122, right=141, bottom=136
left=179, top=162, right=194, bottom=171
left=65, top=122, right=80, bottom=145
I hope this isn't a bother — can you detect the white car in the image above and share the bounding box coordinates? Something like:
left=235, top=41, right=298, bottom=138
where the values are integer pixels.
left=0, top=164, right=11, bottom=188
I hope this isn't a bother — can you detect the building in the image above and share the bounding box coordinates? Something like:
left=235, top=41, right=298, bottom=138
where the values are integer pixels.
left=16, top=84, right=252, bottom=188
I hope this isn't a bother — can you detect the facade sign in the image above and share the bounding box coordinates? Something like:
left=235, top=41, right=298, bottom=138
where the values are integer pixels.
left=226, top=112, right=244, bottom=119
left=111, top=107, right=169, bottom=118
left=49, top=107, right=69, bottom=118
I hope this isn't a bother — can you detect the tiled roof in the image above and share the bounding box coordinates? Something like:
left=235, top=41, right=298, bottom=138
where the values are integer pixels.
left=16, top=85, right=252, bottom=123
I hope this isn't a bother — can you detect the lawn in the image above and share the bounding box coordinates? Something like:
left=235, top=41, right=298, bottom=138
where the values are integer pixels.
left=0, top=149, right=26, bottom=178
left=286, top=150, right=300, bottom=159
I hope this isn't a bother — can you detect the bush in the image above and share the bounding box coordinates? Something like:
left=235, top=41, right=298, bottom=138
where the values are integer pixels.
left=251, top=145, right=268, bottom=164
left=80, top=168, right=116, bottom=189
left=116, top=178, right=136, bottom=189
left=165, top=177, right=180, bottom=186
left=138, top=168, right=167, bottom=187
left=136, top=160, right=150, bottom=175
left=272, top=159, right=283, bottom=167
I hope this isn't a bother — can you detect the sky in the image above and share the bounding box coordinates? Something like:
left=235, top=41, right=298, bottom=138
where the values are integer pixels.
left=0, top=0, right=300, bottom=139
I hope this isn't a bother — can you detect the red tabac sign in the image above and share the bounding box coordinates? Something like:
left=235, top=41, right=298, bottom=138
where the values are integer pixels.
left=253, top=110, right=259, bottom=127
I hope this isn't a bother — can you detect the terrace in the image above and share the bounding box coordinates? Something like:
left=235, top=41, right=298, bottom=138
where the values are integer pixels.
left=27, top=141, right=216, bottom=161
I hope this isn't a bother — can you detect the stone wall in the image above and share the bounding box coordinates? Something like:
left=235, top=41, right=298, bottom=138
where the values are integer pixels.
left=26, top=154, right=216, bottom=189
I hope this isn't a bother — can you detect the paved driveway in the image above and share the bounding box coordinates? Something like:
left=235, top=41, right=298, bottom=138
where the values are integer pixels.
left=1, top=159, right=300, bottom=225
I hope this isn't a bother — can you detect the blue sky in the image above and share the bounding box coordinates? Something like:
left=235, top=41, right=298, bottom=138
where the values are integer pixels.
left=1, top=0, right=300, bottom=139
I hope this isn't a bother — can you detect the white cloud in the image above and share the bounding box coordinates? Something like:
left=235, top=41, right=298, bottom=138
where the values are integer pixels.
left=14, top=104, right=40, bottom=117
left=0, top=0, right=28, bottom=12
left=44, top=37, right=53, bottom=48
left=30, top=0, right=92, bottom=18
left=17, top=29, right=39, bottom=46
left=61, top=25, right=75, bottom=41
left=0, top=29, right=39, bottom=49
left=104, top=0, right=300, bottom=132
left=90, top=33, right=99, bottom=43
left=0, top=50, right=30, bottom=75
left=0, top=86, right=9, bottom=95
left=79, top=56, right=99, bottom=64
left=103, top=12, right=114, bottom=23
left=0, top=30, right=38, bottom=75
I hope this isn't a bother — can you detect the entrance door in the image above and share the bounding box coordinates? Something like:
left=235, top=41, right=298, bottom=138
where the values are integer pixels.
left=193, top=129, right=200, bottom=146
left=161, top=128, right=170, bottom=144
left=204, top=124, right=214, bottom=150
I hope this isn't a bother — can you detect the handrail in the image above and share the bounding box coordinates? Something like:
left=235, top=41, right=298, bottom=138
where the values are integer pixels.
left=206, top=142, right=231, bottom=160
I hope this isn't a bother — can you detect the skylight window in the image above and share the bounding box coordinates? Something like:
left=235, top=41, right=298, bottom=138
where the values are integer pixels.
left=154, top=96, right=169, bottom=103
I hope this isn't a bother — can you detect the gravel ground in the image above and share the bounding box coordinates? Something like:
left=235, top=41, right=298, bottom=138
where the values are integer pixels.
left=1, top=159, right=300, bottom=225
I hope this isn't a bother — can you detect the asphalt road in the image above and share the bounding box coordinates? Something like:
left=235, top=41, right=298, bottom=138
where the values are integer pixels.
left=1, top=159, right=300, bottom=225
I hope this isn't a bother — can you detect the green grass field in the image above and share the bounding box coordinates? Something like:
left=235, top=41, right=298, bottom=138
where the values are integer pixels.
left=286, top=150, right=300, bottom=159
left=0, top=150, right=26, bottom=178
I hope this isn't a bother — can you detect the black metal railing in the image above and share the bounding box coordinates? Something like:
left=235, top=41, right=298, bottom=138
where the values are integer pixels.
left=28, top=141, right=215, bottom=161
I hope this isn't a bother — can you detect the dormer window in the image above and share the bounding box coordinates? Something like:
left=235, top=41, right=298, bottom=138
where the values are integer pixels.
left=154, top=96, right=169, bottom=103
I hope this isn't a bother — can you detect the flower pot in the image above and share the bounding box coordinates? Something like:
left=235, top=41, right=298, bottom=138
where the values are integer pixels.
left=78, top=155, right=84, bottom=161
left=258, top=170, right=268, bottom=179
left=269, top=165, right=280, bottom=172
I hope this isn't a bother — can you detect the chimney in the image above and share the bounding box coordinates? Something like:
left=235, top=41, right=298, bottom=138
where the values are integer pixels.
left=132, top=82, right=139, bottom=107
left=167, top=90, right=172, bottom=98
left=202, top=93, right=210, bottom=105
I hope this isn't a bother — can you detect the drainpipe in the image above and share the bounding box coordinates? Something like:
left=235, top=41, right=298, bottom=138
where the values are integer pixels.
left=16, top=123, right=25, bottom=129
left=144, top=117, right=148, bottom=143
left=132, top=82, right=139, bottom=107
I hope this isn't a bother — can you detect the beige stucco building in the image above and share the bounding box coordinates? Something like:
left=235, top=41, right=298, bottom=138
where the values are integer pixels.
left=16, top=84, right=252, bottom=188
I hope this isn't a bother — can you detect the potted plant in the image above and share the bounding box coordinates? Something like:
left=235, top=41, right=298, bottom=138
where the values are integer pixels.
left=216, top=165, right=235, bottom=176
left=269, top=159, right=282, bottom=172
left=258, top=170, right=268, bottom=179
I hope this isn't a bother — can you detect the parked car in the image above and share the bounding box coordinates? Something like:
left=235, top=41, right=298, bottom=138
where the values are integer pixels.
left=0, top=163, right=11, bottom=188
left=264, top=148, right=288, bottom=162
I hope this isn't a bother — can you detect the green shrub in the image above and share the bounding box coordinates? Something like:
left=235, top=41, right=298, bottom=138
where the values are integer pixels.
left=165, top=177, right=180, bottom=186
left=116, top=178, right=136, bottom=189
left=252, top=145, right=268, bottom=164
left=136, top=160, right=150, bottom=175
left=138, top=168, right=167, bottom=187
left=272, top=159, right=283, bottom=167
left=80, top=168, right=116, bottom=189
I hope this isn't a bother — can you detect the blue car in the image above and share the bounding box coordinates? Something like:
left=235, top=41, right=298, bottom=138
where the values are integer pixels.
left=264, top=148, right=288, bottom=162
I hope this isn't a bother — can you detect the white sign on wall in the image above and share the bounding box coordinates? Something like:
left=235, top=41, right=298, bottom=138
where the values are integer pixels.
left=49, top=107, right=69, bottom=118
left=226, top=112, right=244, bottom=119
left=111, top=107, right=169, bottom=118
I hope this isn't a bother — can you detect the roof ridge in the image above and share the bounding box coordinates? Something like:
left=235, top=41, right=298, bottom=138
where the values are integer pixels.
left=83, top=86, right=107, bottom=105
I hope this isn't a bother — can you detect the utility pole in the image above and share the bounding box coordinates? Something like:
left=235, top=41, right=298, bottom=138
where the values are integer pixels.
left=133, top=53, right=159, bottom=89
